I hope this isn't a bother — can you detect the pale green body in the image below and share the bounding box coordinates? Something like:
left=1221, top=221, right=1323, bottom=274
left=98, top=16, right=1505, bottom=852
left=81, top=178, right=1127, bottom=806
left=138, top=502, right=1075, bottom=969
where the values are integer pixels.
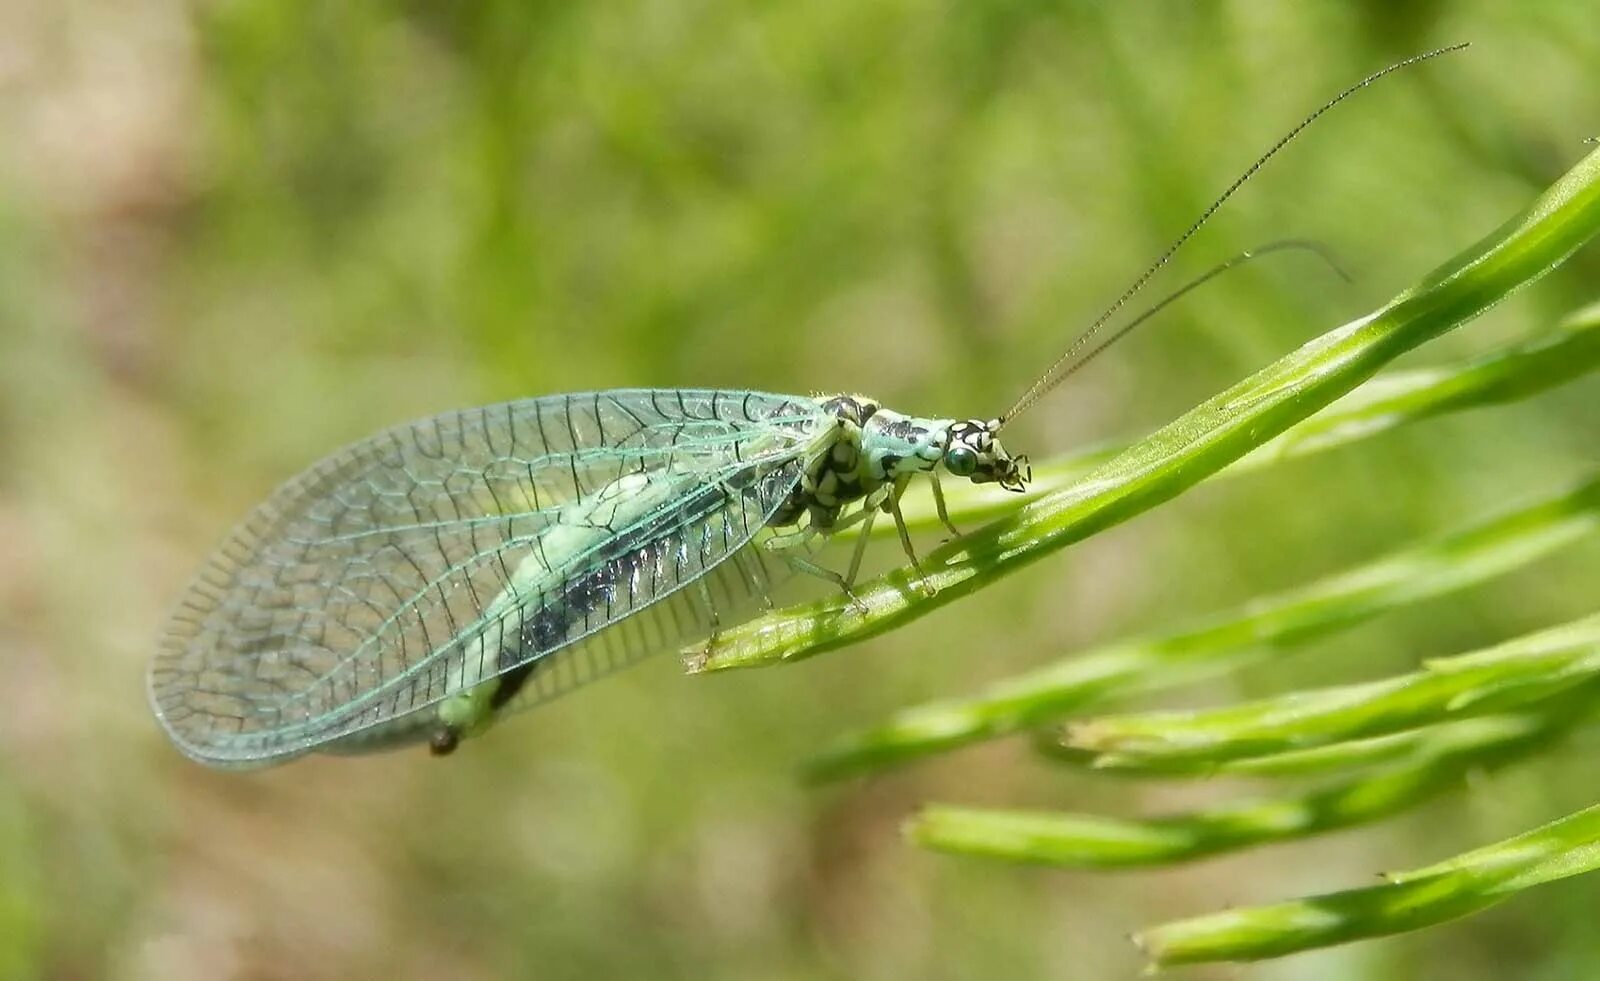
left=149, top=389, right=1022, bottom=766
left=433, top=471, right=676, bottom=742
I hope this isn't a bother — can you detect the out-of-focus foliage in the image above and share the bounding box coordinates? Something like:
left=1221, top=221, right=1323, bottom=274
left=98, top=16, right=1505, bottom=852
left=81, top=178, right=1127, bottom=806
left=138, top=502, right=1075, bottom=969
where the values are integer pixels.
left=3, top=2, right=1600, bottom=979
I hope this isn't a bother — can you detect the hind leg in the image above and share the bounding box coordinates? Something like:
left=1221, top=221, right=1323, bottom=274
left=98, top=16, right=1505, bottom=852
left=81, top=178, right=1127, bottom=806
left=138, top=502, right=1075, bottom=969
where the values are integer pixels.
left=762, top=505, right=881, bottom=613
left=682, top=575, right=725, bottom=672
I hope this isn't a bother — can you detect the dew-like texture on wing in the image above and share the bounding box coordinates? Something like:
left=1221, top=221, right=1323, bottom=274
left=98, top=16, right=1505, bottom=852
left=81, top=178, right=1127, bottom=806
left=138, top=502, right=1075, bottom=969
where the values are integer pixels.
left=150, top=390, right=824, bottom=767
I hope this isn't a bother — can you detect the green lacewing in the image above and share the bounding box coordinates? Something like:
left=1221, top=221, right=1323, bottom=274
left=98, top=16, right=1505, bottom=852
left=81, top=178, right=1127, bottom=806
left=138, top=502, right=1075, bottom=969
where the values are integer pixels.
left=149, top=47, right=1464, bottom=767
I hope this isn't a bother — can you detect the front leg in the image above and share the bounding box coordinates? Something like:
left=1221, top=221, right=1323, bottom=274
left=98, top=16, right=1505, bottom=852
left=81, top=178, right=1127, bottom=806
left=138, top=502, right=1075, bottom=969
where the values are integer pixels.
left=928, top=471, right=963, bottom=541
left=887, top=479, right=936, bottom=597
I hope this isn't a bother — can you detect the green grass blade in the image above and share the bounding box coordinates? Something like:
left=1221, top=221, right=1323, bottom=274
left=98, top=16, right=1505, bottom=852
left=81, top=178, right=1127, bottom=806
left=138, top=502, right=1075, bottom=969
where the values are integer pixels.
left=1224, top=300, right=1600, bottom=474
left=803, top=477, right=1600, bottom=780
left=688, top=147, right=1600, bottom=675
left=1066, top=618, right=1600, bottom=766
left=1137, top=802, right=1600, bottom=966
left=891, top=301, right=1600, bottom=535
left=907, top=712, right=1566, bottom=868
left=1033, top=711, right=1558, bottom=779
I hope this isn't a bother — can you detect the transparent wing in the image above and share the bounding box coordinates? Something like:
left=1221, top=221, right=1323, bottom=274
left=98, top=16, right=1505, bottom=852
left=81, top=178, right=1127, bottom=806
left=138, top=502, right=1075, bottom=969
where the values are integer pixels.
left=150, top=389, right=825, bottom=767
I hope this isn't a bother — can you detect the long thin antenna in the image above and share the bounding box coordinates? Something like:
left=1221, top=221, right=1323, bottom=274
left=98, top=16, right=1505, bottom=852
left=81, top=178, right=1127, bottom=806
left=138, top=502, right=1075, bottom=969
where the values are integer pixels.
left=1000, top=43, right=1468, bottom=424
left=1040, top=239, right=1351, bottom=387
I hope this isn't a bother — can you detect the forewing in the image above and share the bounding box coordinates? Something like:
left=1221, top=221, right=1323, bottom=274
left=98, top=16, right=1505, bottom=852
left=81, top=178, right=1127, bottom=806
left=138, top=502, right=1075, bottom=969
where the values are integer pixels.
left=150, top=390, right=823, bottom=766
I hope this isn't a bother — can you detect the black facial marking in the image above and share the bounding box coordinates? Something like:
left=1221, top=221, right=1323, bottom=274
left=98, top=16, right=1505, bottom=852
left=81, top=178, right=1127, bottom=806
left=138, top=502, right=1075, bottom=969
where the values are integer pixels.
left=948, top=420, right=989, bottom=448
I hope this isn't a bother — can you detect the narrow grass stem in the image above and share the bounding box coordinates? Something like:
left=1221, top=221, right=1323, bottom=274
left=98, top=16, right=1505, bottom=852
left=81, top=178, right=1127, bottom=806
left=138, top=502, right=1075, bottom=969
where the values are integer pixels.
left=1064, top=619, right=1600, bottom=766
left=689, top=148, right=1600, bottom=675
left=1137, top=801, right=1600, bottom=966
left=909, top=710, right=1573, bottom=868
left=891, top=301, right=1600, bottom=535
left=806, top=477, right=1600, bottom=780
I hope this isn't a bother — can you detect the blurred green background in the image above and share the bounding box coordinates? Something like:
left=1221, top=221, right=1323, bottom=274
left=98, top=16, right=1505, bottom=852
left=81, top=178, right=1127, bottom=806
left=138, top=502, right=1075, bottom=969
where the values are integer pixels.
left=3, top=1, right=1600, bottom=978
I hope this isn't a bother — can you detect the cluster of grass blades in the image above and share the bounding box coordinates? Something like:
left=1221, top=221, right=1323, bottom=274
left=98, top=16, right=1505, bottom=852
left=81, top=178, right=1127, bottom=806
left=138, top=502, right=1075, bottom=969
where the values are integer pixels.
left=688, top=144, right=1600, bottom=967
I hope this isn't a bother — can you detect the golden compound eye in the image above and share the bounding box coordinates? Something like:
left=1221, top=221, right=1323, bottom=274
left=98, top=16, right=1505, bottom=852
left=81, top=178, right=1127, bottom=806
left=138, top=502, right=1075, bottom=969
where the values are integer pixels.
left=945, top=446, right=979, bottom=476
